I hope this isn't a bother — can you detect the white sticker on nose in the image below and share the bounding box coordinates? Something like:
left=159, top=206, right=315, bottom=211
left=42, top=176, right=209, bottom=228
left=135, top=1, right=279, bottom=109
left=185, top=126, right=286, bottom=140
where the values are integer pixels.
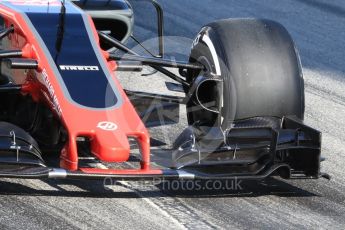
left=97, top=122, right=118, bottom=131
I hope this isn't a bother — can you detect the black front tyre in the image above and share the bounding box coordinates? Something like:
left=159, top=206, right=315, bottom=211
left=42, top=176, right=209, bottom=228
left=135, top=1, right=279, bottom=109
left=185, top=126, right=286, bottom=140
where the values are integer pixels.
left=187, top=19, right=305, bottom=129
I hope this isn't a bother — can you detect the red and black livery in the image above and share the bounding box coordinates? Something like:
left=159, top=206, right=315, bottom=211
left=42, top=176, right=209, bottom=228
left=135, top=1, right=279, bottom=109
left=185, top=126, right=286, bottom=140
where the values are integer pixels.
left=0, top=0, right=328, bottom=182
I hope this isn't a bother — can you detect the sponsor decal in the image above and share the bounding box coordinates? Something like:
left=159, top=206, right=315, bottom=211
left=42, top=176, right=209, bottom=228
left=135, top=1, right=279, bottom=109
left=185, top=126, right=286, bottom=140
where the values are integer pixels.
left=97, top=122, right=118, bottom=131
left=8, top=0, right=61, bottom=6
left=42, top=69, right=62, bottom=116
left=59, top=65, right=99, bottom=71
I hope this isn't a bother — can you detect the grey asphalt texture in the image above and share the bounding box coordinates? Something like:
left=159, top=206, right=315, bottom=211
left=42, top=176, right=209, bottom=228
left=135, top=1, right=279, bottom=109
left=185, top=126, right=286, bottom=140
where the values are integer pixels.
left=1, top=0, right=345, bottom=229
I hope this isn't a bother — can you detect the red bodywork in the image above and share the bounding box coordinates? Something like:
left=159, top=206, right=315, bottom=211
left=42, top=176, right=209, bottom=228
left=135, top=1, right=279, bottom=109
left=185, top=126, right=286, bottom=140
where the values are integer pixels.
left=0, top=3, right=154, bottom=173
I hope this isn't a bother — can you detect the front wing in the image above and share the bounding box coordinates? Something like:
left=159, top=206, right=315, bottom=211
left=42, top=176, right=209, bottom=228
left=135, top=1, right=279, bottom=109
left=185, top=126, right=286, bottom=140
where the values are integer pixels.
left=0, top=116, right=325, bottom=181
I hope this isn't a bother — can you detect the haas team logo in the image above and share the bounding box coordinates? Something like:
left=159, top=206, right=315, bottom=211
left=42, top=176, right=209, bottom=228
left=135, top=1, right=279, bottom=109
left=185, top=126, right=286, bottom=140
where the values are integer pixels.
left=97, top=122, right=118, bottom=131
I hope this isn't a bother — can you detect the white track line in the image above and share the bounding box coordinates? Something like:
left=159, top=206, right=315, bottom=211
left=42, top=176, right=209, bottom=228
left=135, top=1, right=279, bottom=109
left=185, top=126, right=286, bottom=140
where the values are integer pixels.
left=95, top=163, right=218, bottom=229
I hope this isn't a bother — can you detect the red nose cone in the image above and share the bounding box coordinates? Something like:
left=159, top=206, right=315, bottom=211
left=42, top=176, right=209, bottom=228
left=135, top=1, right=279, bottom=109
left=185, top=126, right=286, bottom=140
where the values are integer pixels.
left=91, top=127, right=130, bottom=162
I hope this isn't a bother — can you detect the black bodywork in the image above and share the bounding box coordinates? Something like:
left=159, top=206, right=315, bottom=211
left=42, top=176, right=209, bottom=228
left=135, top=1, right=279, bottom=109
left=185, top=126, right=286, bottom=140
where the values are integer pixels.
left=73, top=0, right=134, bottom=43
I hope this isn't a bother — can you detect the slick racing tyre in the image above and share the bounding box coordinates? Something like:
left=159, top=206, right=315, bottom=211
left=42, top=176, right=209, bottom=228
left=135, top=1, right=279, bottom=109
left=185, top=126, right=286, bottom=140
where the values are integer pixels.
left=186, top=19, right=305, bottom=129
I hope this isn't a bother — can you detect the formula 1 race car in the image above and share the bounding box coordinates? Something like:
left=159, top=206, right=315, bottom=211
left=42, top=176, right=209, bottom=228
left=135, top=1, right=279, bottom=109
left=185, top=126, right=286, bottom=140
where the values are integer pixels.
left=0, top=0, right=327, bottom=181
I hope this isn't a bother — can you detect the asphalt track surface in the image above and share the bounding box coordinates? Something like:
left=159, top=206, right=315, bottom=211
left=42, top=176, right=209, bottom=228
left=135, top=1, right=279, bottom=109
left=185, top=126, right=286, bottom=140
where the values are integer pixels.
left=1, top=0, right=345, bottom=229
